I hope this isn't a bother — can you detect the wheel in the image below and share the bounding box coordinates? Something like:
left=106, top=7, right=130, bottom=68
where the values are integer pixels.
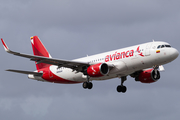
left=88, top=82, right=93, bottom=89
left=117, top=85, right=122, bottom=92
left=121, top=86, right=127, bottom=93
left=83, top=82, right=93, bottom=89
left=83, top=82, right=88, bottom=89
left=117, top=85, right=127, bottom=93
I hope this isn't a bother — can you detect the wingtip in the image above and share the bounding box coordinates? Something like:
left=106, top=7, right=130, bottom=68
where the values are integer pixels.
left=1, top=38, right=4, bottom=43
left=1, top=38, right=10, bottom=52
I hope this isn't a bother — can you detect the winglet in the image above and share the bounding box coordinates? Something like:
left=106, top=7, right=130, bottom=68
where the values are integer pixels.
left=1, top=38, right=10, bottom=52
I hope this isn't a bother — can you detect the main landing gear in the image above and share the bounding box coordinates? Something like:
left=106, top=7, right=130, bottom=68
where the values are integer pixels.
left=117, top=76, right=127, bottom=93
left=82, top=76, right=93, bottom=89
left=82, top=75, right=127, bottom=93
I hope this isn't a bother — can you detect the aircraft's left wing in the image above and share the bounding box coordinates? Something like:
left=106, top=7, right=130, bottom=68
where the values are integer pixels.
left=6, top=69, right=43, bottom=76
left=1, top=38, right=89, bottom=72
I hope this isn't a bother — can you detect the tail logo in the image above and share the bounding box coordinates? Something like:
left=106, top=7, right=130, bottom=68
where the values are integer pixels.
left=30, top=37, right=34, bottom=45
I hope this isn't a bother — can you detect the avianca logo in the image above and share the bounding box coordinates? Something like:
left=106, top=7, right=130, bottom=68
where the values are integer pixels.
left=105, top=50, right=134, bottom=62
left=137, top=46, right=144, bottom=57
left=105, top=46, right=144, bottom=62
left=91, top=66, right=96, bottom=74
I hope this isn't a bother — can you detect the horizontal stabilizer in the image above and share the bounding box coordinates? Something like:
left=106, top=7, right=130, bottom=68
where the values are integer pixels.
left=6, top=69, right=43, bottom=76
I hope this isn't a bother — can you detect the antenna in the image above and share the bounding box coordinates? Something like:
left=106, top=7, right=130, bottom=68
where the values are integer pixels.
left=152, top=39, right=155, bottom=42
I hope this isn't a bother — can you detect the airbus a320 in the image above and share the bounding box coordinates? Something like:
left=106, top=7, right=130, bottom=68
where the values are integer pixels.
left=1, top=36, right=179, bottom=93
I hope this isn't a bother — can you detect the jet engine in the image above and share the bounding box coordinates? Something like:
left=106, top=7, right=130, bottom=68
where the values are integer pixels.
left=86, top=63, right=109, bottom=77
left=135, top=69, right=160, bottom=83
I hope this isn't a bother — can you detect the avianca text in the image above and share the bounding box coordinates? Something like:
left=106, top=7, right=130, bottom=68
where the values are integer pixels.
left=105, top=50, right=134, bottom=62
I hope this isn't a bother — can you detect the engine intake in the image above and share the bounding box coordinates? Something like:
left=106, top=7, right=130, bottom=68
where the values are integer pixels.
left=87, top=63, right=109, bottom=77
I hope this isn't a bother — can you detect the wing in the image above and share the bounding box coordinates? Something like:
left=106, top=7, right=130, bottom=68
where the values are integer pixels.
left=1, top=38, right=89, bottom=72
left=6, top=69, right=43, bottom=76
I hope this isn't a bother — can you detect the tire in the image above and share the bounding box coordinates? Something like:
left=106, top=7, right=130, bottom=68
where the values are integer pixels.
left=88, top=82, right=93, bottom=89
left=117, top=85, right=122, bottom=92
left=83, top=82, right=88, bottom=89
left=121, top=86, right=127, bottom=93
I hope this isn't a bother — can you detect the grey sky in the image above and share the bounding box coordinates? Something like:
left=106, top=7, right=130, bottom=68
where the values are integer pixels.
left=0, top=0, right=180, bottom=120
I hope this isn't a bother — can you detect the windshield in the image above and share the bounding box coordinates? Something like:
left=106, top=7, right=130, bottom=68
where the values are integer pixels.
left=157, top=44, right=171, bottom=49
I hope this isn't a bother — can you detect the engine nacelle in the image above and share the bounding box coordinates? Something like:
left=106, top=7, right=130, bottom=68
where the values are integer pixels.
left=135, top=69, right=160, bottom=83
left=87, top=63, right=109, bottom=77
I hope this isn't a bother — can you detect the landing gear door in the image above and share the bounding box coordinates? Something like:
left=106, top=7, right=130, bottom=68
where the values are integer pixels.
left=145, top=43, right=152, bottom=56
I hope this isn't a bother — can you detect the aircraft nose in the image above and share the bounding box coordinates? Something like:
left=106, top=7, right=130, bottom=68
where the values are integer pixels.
left=170, top=48, right=179, bottom=60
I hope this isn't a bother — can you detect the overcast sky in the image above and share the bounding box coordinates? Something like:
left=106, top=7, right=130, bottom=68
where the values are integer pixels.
left=0, top=0, right=180, bottom=120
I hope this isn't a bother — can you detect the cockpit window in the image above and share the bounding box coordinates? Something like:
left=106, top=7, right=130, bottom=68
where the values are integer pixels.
left=161, top=45, right=165, bottom=48
left=157, top=44, right=171, bottom=49
left=165, top=45, right=171, bottom=47
left=157, top=45, right=161, bottom=49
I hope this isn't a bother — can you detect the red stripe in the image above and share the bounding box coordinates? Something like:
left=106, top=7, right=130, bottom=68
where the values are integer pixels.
left=1, top=38, right=8, bottom=50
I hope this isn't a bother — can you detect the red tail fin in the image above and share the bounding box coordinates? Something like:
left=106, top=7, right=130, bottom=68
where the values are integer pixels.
left=31, top=36, right=51, bottom=70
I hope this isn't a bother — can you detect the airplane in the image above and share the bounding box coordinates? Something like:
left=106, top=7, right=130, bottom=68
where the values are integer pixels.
left=1, top=36, right=179, bottom=93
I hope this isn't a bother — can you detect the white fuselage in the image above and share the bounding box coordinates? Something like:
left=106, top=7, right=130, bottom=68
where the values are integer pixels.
left=45, top=41, right=178, bottom=83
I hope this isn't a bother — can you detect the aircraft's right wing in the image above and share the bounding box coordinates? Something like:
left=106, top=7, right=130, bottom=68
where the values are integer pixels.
left=1, top=38, right=89, bottom=72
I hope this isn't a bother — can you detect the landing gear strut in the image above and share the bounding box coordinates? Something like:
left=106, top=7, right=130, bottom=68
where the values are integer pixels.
left=82, top=76, right=93, bottom=89
left=117, top=76, right=127, bottom=93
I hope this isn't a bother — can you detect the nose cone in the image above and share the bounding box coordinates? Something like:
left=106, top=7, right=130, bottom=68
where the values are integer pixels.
left=170, top=48, right=179, bottom=60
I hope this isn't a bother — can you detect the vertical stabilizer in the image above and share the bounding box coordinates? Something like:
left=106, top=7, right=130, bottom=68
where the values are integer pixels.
left=31, top=36, right=51, bottom=70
